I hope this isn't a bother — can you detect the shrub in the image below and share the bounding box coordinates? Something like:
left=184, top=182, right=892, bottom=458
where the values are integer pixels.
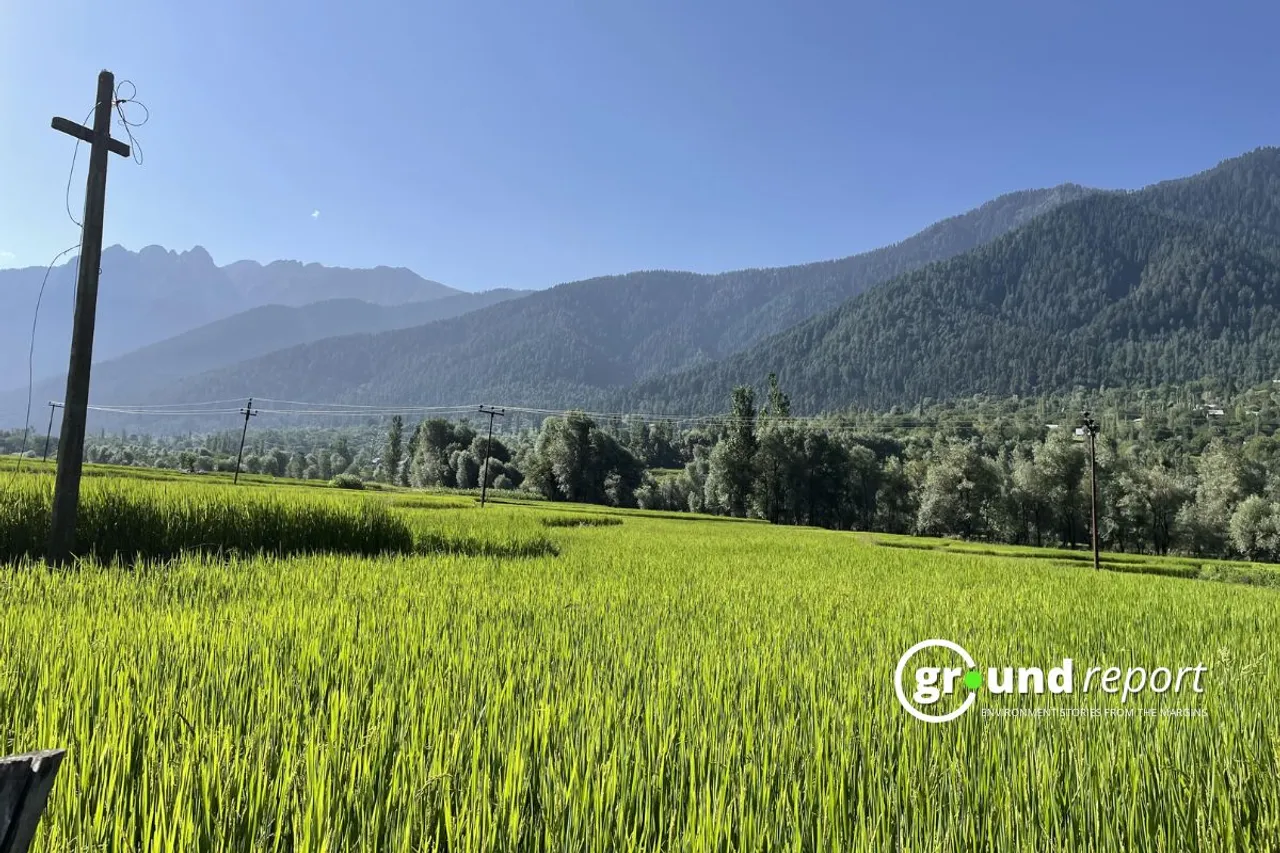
left=330, top=473, right=366, bottom=490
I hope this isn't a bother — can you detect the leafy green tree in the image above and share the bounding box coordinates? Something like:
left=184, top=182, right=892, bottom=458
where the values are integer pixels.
left=1035, top=429, right=1087, bottom=547
left=874, top=456, right=917, bottom=534
left=706, top=386, right=758, bottom=517
left=1179, top=440, right=1246, bottom=557
left=471, top=434, right=510, bottom=465
left=762, top=373, right=791, bottom=419
left=842, top=444, right=881, bottom=530
left=525, top=412, right=642, bottom=506
left=1230, top=496, right=1280, bottom=562
left=916, top=442, right=1004, bottom=539
left=382, top=415, right=404, bottom=484
left=753, top=423, right=801, bottom=523
left=1006, top=452, right=1053, bottom=547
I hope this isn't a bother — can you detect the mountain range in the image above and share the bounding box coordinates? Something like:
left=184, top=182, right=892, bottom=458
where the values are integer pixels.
left=0, top=244, right=460, bottom=393
left=25, top=181, right=1094, bottom=424
left=5, top=289, right=527, bottom=417
left=4, top=146, right=1280, bottom=433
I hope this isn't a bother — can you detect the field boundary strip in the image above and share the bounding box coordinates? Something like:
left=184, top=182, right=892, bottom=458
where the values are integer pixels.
left=871, top=537, right=1280, bottom=590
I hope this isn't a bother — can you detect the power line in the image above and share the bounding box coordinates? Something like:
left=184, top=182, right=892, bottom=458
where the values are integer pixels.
left=112, top=79, right=149, bottom=166
left=50, top=399, right=1104, bottom=433
left=10, top=244, right=84, bottom=480
left=85, top=404, right=247, bottom=412
left=43, top=393, right=1270, bottom=435
left=100, top=398, right=249, bottom=409
left=64, top=104, right=97, bottom=228
left=253, top=397, right=479, bottom=410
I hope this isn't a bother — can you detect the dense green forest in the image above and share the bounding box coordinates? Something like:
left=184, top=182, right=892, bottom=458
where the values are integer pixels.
left=13, top=375, right=1280, bottom=563
left=628, top=149, right=1280, bottom=413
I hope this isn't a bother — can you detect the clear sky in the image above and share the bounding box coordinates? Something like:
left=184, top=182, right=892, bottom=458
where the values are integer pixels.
left=2, top=0, right=1278, bottom=291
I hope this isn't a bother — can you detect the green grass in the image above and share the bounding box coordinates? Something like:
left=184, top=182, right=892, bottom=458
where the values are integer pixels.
left=539, top=515, right=624, bottom=528
left=871, top=532, right=1280, bottom=589
left=411, top=509, right=560, bottom=558
left=3, top=468, right=1280, bottom=850
left=0, top=475, right=415, bottom=562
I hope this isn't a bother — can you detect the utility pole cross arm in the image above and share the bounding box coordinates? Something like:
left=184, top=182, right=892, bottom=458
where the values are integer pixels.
left=50, top=117, right=131, bottom=159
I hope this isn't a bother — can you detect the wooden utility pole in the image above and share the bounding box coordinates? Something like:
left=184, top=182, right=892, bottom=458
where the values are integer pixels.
left=47, top=70, right=132, bottom=563
left=42, top=402, right=62, bottom=463
left=234, top=398, right=259, bottom=485
left=477, top=406, right=505, bottom=507
left=1082, top=410, right=1101, bottom=571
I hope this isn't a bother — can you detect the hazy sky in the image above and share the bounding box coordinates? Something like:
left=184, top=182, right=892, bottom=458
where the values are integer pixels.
left=2, top=0, right=1278, bottom=291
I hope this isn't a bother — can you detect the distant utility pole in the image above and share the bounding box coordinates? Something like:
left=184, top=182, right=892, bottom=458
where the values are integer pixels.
left=478, top=405, right=505, bottom=507
left=42, top=402, right=63, bottom=462
left=1081, top=410, right=1101, bottom=571
left=47, top=70, right=132, bottom=564
left=234, top=398, right=259, bottom=485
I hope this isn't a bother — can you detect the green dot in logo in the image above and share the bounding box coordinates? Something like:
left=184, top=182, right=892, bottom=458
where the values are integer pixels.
left=964, top=669, right=983, bottom=691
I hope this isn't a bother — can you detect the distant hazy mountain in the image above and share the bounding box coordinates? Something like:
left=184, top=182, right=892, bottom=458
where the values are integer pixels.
left=0, top=244, right=460, bottom=392
left=119, top=183, right=1096, bottom=421
left=0, top=289, right=526, bottom=422
left=219, top=257, right=457, bottom=306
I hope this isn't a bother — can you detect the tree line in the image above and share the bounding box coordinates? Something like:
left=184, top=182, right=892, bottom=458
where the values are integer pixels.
left=12, top=374, right=1280, bottom=562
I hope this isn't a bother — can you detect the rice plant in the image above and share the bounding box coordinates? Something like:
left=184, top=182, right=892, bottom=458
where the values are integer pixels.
left=539, top=515, right=624, bottom=528
left=0, top=475, right=414, bottom=562
left=2, top=483, right=1278, bottom=851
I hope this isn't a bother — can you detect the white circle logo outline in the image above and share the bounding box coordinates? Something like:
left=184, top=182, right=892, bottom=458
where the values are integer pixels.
left=894, top=638, right=978, bottom=723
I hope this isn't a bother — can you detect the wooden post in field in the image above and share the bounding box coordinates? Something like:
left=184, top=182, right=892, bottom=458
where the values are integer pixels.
left=1082, top=410, right=1101, bottom=571
left=42, top=402, right=62, bottom=463
left=47, top=70, right=132, bottom=563
left=234, top=398, right=259, bottom=484
left=478, top=405, right=505, bottom=506
left=0, top=749, right=66, bottom=853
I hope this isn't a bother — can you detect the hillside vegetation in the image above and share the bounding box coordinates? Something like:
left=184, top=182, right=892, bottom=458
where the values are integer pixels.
left=632, top=186, right=1280, bottom=412
left=127, top=185, right=1095, bottom=414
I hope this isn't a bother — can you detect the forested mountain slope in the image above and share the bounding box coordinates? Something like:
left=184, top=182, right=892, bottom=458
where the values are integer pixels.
left=627, top=188, right=1280, bottom=413
left=123, top=184, right=1094, bottom=413
left=1138, top=147, right=1280, bottom=244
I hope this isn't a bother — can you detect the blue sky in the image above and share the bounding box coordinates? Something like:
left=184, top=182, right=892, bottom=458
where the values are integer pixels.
left=2, top=0, right=1278, bottom=291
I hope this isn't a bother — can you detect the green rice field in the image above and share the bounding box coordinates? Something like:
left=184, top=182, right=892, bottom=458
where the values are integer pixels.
left=2, top=463, right=1278, bottom=851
